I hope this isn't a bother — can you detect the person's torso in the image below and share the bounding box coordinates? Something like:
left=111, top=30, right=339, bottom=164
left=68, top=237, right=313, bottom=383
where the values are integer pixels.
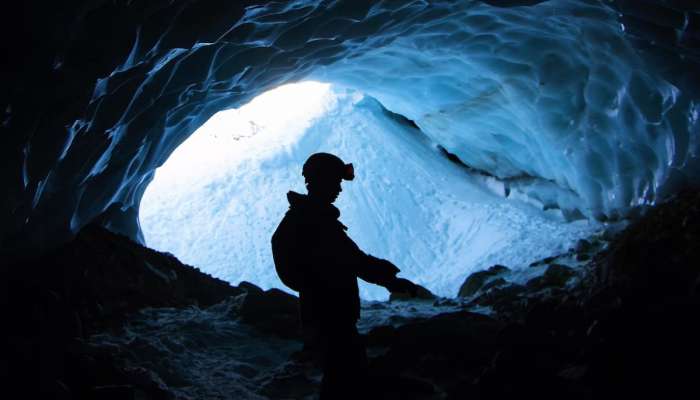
left=272, top=195, right=361, bottom=323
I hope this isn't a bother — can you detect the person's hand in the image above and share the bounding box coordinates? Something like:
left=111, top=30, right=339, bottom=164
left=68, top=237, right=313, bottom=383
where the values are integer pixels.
left=385, top=277, right=418, bottom=297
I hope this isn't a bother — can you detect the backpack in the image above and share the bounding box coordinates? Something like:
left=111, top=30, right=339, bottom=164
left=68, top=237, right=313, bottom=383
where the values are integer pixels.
left=270, top=217, right=304, bottom=292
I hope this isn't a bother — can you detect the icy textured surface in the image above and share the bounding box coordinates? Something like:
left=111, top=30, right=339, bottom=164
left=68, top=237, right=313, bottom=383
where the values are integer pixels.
left=309, top=2, right=698, bottom=219
left=7, top=0, right=698, bottom=254
left=90, top=296, right=464, bottom=399
left=91, top=300, right=303, bottom=400
left=141, top=84, right=598, bottom=300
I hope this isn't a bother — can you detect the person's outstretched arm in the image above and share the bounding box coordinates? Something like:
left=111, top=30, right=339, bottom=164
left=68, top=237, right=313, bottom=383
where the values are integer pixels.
left=356, top=254, right=419, bottom=296
left=356, top=254, right=399, bottom=286
left=333, top=224, right=419, bottom=296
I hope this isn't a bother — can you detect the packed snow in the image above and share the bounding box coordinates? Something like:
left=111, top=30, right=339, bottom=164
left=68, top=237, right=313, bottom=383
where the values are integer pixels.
left=140, top=82, right=599, bottom=300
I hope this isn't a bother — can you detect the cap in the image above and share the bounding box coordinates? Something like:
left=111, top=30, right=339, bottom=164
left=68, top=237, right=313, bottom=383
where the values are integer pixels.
left=302, top=152, right=354, bottom=182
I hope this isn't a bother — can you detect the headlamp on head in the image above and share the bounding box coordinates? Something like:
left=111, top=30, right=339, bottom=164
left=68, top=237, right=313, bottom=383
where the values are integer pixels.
left=303, top=152, right=355, bottom=182
left=343, top=163, right=355, bottom=181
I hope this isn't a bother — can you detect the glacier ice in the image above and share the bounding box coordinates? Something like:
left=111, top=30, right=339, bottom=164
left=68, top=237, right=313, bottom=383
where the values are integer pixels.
left=140, top=83, right=598, bottom=300
left=7, top=0, right=698, bottom=258
left=308, top=1, right=698, bottom=220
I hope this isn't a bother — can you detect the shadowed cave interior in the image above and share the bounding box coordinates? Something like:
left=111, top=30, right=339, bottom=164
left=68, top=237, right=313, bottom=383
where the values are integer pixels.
left=3, top=1, right=700, bottom=399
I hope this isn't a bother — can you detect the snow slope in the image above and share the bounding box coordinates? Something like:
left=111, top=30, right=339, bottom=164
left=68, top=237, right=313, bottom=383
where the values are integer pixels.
left=140, top=83, right=598, bottom=300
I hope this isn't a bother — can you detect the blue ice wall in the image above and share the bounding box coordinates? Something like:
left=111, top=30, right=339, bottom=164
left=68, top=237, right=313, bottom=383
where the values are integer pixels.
left=311, top=1, right=699, bottom=220
left=5, top=0, right=699, bottom=255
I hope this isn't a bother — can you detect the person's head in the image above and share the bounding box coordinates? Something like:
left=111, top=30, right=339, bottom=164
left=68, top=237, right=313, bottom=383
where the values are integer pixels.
left=302, top=152, right=354, bottom=204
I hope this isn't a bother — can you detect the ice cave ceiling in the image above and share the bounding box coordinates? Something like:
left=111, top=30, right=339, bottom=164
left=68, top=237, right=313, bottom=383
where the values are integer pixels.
left=2, top=0, right=699, bottom=256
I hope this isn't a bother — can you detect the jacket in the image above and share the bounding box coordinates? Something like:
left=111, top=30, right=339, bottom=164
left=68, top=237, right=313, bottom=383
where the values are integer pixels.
left=271, top=191, right=398, bottom=324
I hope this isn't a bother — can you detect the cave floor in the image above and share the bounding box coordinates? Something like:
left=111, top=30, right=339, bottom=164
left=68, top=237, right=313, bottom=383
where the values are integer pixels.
left=88, top=295, right=475, bottom=400
left=9, top=191, right=699, bottom=399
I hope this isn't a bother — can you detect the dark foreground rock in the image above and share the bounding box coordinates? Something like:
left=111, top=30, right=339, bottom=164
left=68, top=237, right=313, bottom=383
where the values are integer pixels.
left=390, top=282, right=436, bottom=301
left=4, top=224, right=278, bottom=399
left=360, top=190, right=700, bottom=399
left=237, top=282, right=300, bottom=338
left=458, top=264, right=510, bottom=297
left=525, top=263, right=576, bottom=290
left=5, top=190, right=700, bottom=399
left=7, top=223, right=244, bottom=334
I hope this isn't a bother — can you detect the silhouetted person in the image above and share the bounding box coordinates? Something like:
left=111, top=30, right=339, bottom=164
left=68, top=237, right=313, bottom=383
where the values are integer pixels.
left=271, top=152, right=417, bottom=399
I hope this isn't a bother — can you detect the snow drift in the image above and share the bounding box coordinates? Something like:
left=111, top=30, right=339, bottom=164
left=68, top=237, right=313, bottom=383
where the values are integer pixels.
left=141, top=83, right=598, bottom=299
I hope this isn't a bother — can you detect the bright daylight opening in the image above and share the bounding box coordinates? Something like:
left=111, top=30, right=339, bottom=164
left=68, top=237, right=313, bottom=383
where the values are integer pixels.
left=140, top=81, right=598, bottom=301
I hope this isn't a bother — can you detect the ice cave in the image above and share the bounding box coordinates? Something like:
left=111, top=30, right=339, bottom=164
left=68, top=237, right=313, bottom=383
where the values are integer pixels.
left=3, top=0, right=699, bottom=399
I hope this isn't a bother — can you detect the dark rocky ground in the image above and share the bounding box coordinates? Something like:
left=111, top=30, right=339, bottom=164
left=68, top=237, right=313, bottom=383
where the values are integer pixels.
left=5, top=190, right=699, bottom=399
left=366, top=190, right=700, bottom=399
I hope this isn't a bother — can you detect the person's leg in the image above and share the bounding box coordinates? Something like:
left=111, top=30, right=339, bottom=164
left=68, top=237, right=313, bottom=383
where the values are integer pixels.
left=319, top=321, right=368, bottom=399
left=292, top=321, right=322, bottom=364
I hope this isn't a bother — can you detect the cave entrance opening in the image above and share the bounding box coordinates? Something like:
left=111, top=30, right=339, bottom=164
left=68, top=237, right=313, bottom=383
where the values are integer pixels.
left=139, top=80, right=598, bottom=301
left=139, top=80, right=336, bottom=291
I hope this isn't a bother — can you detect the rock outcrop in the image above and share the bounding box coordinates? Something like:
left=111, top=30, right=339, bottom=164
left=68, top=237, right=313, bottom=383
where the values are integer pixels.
left=360, top=190, right=700, bottom=399
left=5, top=224, right=295, bottom=399
left=458, top=264, right=511, bottom=298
